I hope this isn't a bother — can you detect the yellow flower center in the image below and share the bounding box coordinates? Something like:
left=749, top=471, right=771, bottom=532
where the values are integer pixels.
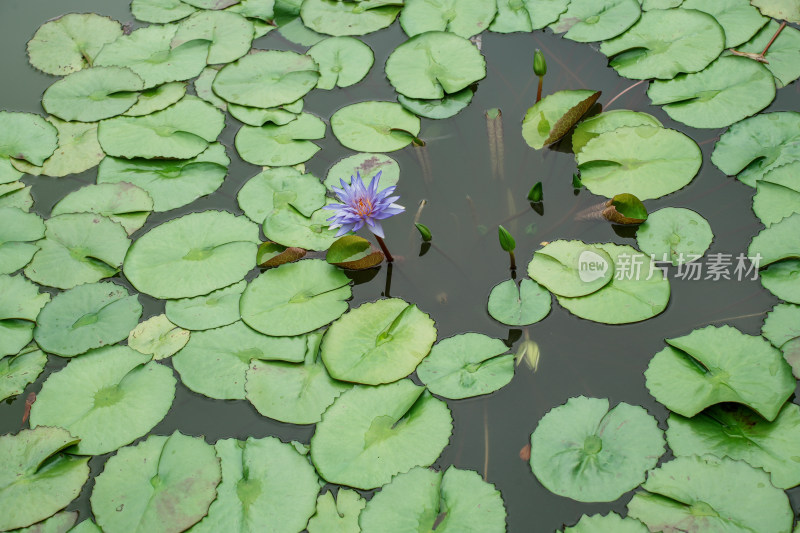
left=355, top=197, right=372, bottom=217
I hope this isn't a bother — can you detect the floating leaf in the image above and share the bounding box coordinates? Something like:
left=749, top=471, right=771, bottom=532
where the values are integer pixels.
left=682, top=0, right=768, bottom=47
left=602, top=193, right=647, bottom=225
left=522, top=90, right=600, bottom=149
left=331, top=101, right=421, bottom=152
left=124, top=210, right=259, bottom=299
left=748, top=212, right=800, bottom=267
left=750, top=0, right=800, bottom=22
left=262, top=201, right=342, bottom=251
left=300, top=0, right=402, bottom=36
left=325, top=153, right=400, bottom=191
left=399, top=0, right=497, bottom=38
left=761, top=259, right=800, bottom=304
left=635, top=207, right=713, bottom=265
left=0, top=112, right=58, bottom=183
left=31, top=345, right=175, bottom=454
left=321, top=298, right=437, bottom=385
left=487, top=279, right=551, bottom=326
left=227, top=0, right=276, bottom=21
left=0, top=275, right=50, bottom=357
left=194, top=67, right=227, bottom=110
left=69, top=519, right=102, bottom=533
left=51, top=183, right=153, bottom=236
left=42, top=67, right=144, bottom=122
left=550, top=0, right=641, bottom=42
left=385, top=32, right=486, bottom=100
left=228, top=101, right=303, bottom=127
left=164, top=280, right=246, bottom=331
left=600, top=8, right=725, bottom=79
left=325, top=235, right=384, bottom=270
left=0, top=345, right=46, bottom=401
left=235, top=113, right=325, bottom=166
left=9, top=118, right=104, bottom=178
left=530, top=396, right=664, bottom=502
left=645, top=325, right=795, bottom=420
left=558, top=512, right=648, bottom=533
left=0, top=182, right=33, bottom=212
left=528, top=0, right=571, bottom=29
left=90, top=432, right=221, bottom=533
left=753, top=162, right=800, bottom=227
left=577, top=125, right=701, bottom=200
left=489, top=0, right=538, bottom=32
left=238, top=166, right=326, bottom=224
left=173, top=11, right=254, bottom=64
left=0, top=207, right=44, bottom=275
left=527, top=240, right=614, bottom=297
left=132, top=0, right=197, bottom=23
left=310, top=379, right=453, bottom=489
left=738, top=20, right=800, bottom=88
left=762, top=303, right=800, bottom=348
left=0, top=427, right=89, bottom=531
left=123, top=81, right=187, bottom=116
left=128, top=314, right=189, bottom=360
left=14, top=511, right=78, bottom=533
left=183, top=0, right=241, bottom=8
left=257, top=241, right=307, bottom=267
left=307, top=489, right=365, bottom=533
left=308, top=37, right=374, bottom=89
left=397, top=88, right=474, bottom=120
left=572, top=109, right=662, bottom=153
left=782, top=336, right=800, bottom=377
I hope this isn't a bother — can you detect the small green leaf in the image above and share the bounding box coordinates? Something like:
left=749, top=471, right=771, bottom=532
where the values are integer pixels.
left=415, top=223, right=432, bottom=242
left=603, top=193, right=647, bottom=224
left=528, top=182, right=543, bottom=202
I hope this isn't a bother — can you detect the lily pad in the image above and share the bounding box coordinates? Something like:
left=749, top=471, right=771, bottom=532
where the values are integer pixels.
left=525, top=0, right=571, bottom=28
left=530, top=396, right=665, bottom=502
left=183, top=0, right=241, bottom=8
left=359, top=466, right=507, bottom=533
left=627, top=455, right=793, bottom=532
left=397, top=88, right=474, bottom=120
left=24, top=213, right=130, bottom=290
left=33, top=282, right=142, bottom=358
left=325, top=153, right=400, bottom=191
left=245, top=333, right=353, bottom=423
left=748, top=212, right=800, bottom=267
left=0, top=275, right=50, bottom=357
left=0, top=182, right=33, bottom=211
left=751, top=0, right=800, bottom=21
left=228, top=101, right=303, bottom=127
left=325, top=235, right=383, bottom=270
left=300, top=0, right=402, bottom=36
left=132, top=0, right=197, bottom=22
left=577, top=126, right=701, bottom=200
left=550, top=0, right=641, bottom=42
left=240, top=259, right=351, bottom=337
left=600, top=8, right=725, bottom=79
left=572, top=109, right=662, bottom=153
left=213, top=50, right=319, bottom=108
left=262, top=201, right=342, bottom=251
left=15, top=511, right=78, bottom=533
left=489, top=0, right=537, bottom=32
left=69, top=519, right=102, bottom=533
left=527, top=240, right=614, bottom=297
left=559, top=512, right=648, bottom=533
left=308, top=37, right=374, bottom=89
left=42, top=67, right=144, bottom=123
left=307, top=489, right=365, bottom=533
left=172, top=321, right=310, bottom=400
left=310, top=379, right=453, bottom=489
left=711, top=111, right=800, bottom=187
left=164, top=280, right=246, bottom=331
left=124, top=210, right=259, bottom=299
left=27, top=13, right=123, bottom=75
left=257, top=241, right=307, bottom=268
left=194, top=67, right=227, bottom=110
left=417, top=333, right=513, bottom=399
left=753, top=162, right=800, bottom=227
left=96, top=143, right=230, bottom=212
left=128, top=314, right=190, bottom=360
left=0, top=112, right=58, bottom=183
left=635, top=207, right=713, bottom=265
left=235, top=113, right=325, bottom=166
left=400, top=0, right=497, bottom=38
left=647, top=56, right=775, bottom=129
left=738, top=20, right=800, bottom=88
left=51, top=183, right=153, bottom=236
left=385, top=32, right=486, bottom=100
left=522, top=90, right=601, bottom=149
left=0, top=207, right=44, bottom=275
left=556, top=243, right=671, bottom=324
left=487, top=279, right=551, bottom=326
left=682, top=0, right=768, bottom=47
left=0, top=344, right=47, bottom=401
left=9, top=118, right=104, bottom=178
left=0, top=427, right=90, bottom=531
left=667, top=402, right=800, bottom=489
left=98, top=96, right=225, bottom=159
left=761, top=259, right=800, bottom=304
left=188, top=437, right=320, bottom=533
left=644, top=325, right=795, bottom=420
left=123, top=82, right=187, bottom=116
left=762, top=303, right=800, bottom=348
left=321, top=298, right=437, bottom=385
left=90, top=432, right=221, bottom=533
left=331, top=101, right=421, bottom=152
left=173, top=11, right=254, bottom=64
left=782, top=336, right=800, bottom=377
left=30, top=345, right=175, bottom=455
left=238, top=167, right=325, bottom=224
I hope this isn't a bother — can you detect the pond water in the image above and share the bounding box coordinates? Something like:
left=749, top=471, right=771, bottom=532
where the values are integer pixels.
left=2, top=1, right=799, bottom=531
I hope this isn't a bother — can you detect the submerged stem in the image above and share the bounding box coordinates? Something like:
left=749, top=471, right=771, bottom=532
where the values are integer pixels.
left=605, top=79, right=646, bottom=109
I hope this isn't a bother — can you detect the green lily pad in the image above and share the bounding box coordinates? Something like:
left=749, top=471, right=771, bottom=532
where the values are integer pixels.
left=263, top=201, right=342, bottom=251
left=331, top=101, right=421, bottom=152
left=642, top=0, right=683, bottom=8
left=711, top=111, right=800, bottom=187
left=310, top=379, right=453, bottom=489
left=751, top=0, right=800, bottom=21
left=124, top=210, right=259, bottom=299
left=307, top=489, right=365, bottom=533
left=522, top=90, right=601, bottom=149
left=69, top=518, right=102, bottom=533
left=527, top=240, right=615, bottom=297
left=257, top=241, right=307, bottom=268
left=627, top=455, right=793, bottom=532
left=128, top=314, right=190, bottom=360
left=600, top=8, right=725, bottom=79
left=397, top=88, right=474, bottom=120
left=325, top=235, right=383, bottom=270
left=228, top=101, right=303, bottom=127
left=400, top=0, right=497, bottom=38
left=753, top=162, right=800, bottom=227
left=556, top=243, right=671, bottom=324
left=51, top=183, right=153, bottom=236
left=0, top=207, right=44, bottom=275
left=0, top=427, right=90, bottom=531
left=530, top=396, right=665, bottom=502
left=572, top=109, right=662, bottom=153
left=559, top=512, right=648, bottom=533
left=645, top=325, right=795, bottom=420
left=761, top=259, right=800, bottom=304
left=682, top=0, right=768, bottom=47
left=738, top=20, right=800, bottom=88
left=235, top=113, right=325, bottom=166
left=27, top=13, right=123, bottom=75
left=667, top=402, right=800, bottom=489
left=635, top=207, right=713, bottom=265
left=321, top=298, right=437, bottom=385
left=603, top=193, right=648, bottom=224
left=30, top=345, right=175, bottom=455
left=164, top=280, right=246, bottom=331
left=762, top=303, right=800, bottom=348
left=308, top=37, right=374, bottom=89
left=417, top=333, right=513, bottom=399
left=183, top=0, right=241, bottom=8
left=42, top=67, right=144, bottom=123
left=240, top=259, right=351, bottom=337
left=194, top=67, right=227, bottom=110
left=123, top=82, right=187, bottom=116
left=577, top=125, right=701, bottom=200
left=15, top=511, right=78, bottom=533
left=487, top=279, right=551, bottom=326
left=33, top=282, right=142, bottom=358
left=300, top=0, right=402, bottom=36
left=0, top=344, right=46, bottom=401
left=238, top=167, right=325, bottom=224
left=172, top=321, right=310, bottom=400
left=325, top=153, right=400, bottom=191
left=24, top=213, right=129, bottom=290
left=550, top=0, right=641, bottom=42
left=132, top=0, right=197, bottom=22
left=748, top=212, right=800, bottom=267
left=226, top=0, right=276, bottom=21
left=0, top=111, right=58, bottom=183
left=0, top=182, right=33, bottom=212
left=173, top=11, right=253, bottom=64
left=782, top=336, right=800, bottom=377
left=96, top=143, right=230, bottom=212
left=90, top=432, right=221, bottom=533
left=213, top=50, right=318, bottom=108
left=647, top=56, right=775, bottom=129
left=385, top=32, right=486, bottom=100
left=245, top=333, right=353, bottom=424
left=188, top=437, right=319, bottom=533
left=9, top=118, right=104, bottom=178
left=359, top=466, right=507, bottom=533
left=94, top=25, right=210, bottom=89
left=98, top=96, right=225, bottom=159
left=490, top=0, right=537, bottom=32
left=0, top=275, right=50, bottom=357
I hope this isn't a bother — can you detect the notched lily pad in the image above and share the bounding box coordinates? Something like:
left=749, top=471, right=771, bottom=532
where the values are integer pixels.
left=0, top=275, right=50, bottom=357
left=522, top=90, right=601, bottom=149
left=487, top=279, right=551, bottom=326
left=326, top=235, right=384, bottom=270
left=257, top=241, right=307, bottom=267
left=51, top=183, right=153, bottom=236
left=527, top=240, right=614, bottom=297
left=128, top=314, right=190, bottom=360
left=331, top=102, right=421, bottom=152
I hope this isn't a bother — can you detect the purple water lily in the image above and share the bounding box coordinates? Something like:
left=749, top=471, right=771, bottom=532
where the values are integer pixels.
left=324, top=171, right=405, bottom=239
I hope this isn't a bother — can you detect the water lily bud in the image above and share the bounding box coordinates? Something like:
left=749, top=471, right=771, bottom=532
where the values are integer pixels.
left=533, top=49, right=547, bottom=77
left=515, top=339, right=541, bottom=371
left=415, top=223, right=432, bottom=242
left=498, top=225, right=516, bottom=253
left=528, top=182, right=543, bottom=202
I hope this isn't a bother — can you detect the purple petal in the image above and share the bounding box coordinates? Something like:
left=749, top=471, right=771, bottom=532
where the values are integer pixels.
left=367, top=220, right=385, bottom=238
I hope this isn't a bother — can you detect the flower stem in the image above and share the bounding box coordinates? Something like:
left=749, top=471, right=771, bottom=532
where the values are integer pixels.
left=509, top=250, right=516, bottom=271
left=375, top=235, right=394, bottom=263
left=536, top=76, right=543, bottom=103
left=605, top=79, right=646, bottom=109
